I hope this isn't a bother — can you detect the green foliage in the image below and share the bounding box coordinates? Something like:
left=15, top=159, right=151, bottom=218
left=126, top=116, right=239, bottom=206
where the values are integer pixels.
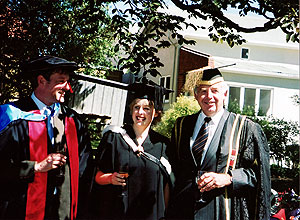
left=228, top=100, right=300, bottom=179
left=153, top=95, right=200, bottom=138
left=227, top=99, right=256, bottom=116
left=0, top=0, right=118, bottom=103
left=111, top=0, right=197, bottom=77
left=255, top=116, right=299, bottom=169
left=87, top=121, right=102, bottom=150
left=227, top=99, right=241, bottom=113
left=291, top=94, right=300, bottom=106
left=1, top=0, right=298, bottom=104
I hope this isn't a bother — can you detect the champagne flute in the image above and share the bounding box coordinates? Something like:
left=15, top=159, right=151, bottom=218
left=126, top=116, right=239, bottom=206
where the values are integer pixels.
left=195, top=170, right=207, bottom=203
left=119, top=165, right=129, bottom=197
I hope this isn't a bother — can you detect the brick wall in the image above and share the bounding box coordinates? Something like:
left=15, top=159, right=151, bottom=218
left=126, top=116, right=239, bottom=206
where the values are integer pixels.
left=177, top=47, right=214, bottom=96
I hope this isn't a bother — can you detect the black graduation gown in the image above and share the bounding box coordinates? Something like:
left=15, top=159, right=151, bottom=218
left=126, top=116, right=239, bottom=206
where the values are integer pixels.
left=166, top=110, right=271, bottom=220
left=0, top=97, right=92, bottom=220
left=92, top=125, right=170, bottom=220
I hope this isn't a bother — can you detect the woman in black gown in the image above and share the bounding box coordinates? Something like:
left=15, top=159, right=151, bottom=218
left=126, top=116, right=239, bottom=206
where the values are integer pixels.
left=93, top=82, right=172, bottom=220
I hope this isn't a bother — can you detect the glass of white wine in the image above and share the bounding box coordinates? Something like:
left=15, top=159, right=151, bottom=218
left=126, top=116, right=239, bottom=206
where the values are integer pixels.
left=119, top=165, right=129, bottom=197
left=195, top=170, right=207, bottom=203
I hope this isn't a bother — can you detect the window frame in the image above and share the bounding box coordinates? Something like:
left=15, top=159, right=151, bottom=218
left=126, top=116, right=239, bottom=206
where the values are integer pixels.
left=226, top=83, right=273, bottom=116
left=241, top=47, right=250, bottom=59
left=160, top=75, right=171, bottom=103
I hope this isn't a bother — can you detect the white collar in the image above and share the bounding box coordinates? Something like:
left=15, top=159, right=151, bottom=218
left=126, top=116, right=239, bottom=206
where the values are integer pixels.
left=199, top=108, right=224, bottom=125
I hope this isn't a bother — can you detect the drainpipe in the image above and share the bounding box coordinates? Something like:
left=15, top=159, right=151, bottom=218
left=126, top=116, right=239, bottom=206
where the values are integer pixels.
left=168, top=34, right=181, bottom=104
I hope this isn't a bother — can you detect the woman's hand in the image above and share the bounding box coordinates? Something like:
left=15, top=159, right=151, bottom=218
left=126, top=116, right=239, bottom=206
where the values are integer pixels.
left=111, top=172, right=126, bottom=186
left=95, top=170, right=127, bottom=186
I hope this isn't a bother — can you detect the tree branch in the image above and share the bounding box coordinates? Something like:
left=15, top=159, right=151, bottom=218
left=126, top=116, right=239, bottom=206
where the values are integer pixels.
left=171, top=0, right=281, bottom=33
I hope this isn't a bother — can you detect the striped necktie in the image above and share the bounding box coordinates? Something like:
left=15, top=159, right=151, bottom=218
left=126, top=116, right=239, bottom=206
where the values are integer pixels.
left=192, top=117, right=211, bottom=164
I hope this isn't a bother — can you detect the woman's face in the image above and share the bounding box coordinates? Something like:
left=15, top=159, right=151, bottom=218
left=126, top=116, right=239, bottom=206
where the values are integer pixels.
left=131, top=99, right=157, bottom=128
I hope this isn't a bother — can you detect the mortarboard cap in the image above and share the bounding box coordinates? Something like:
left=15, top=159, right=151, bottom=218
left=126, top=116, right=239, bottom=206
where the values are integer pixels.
left=200, top=68, right=224, bottom=85
left=22, top=55, right=78, bottom=78
left=184, top=66, right=224, bottom=92
left=127, top=80, right=173, bottom=111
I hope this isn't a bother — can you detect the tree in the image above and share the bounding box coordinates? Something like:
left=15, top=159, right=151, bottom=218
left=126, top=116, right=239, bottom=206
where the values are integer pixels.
left=109, top=0, right=299, bottom=77
left=1, top=0, right=298, bottom=103
left=170, top=0, right=299, bottom=45
left=0, top=0, right=118, bottom=104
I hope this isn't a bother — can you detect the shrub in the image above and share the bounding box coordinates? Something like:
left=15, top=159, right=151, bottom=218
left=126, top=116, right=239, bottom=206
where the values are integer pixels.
left=153, top=95, right=200, bottom=138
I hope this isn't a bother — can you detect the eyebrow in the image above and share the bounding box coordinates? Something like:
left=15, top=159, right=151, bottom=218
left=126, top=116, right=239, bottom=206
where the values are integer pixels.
left=134, top=104, right=150, bottom=107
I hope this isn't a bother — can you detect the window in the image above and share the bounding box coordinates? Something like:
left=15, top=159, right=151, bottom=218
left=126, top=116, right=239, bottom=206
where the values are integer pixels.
left=258, top=89, right=271, bottom=116
left=241, top=48, right=249, bottom=59
left=229, top=87, right=240, bottom=105
left=227, top=86, right=272, bottom=116
left=160, top=76, right=171, bottom=103
left=244, top=88, right=256, bottom=109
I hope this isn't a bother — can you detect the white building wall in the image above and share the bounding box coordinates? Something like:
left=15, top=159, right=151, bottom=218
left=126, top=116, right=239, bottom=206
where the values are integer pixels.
left=246, top=45, right=299, bottom=65
left=223, top=71, right=299, bottom=121
left=184, top=36, right=299, bottom=65
left=148, top=36, right=179, bottom=109
left=272, top=87, right=299, bottom=121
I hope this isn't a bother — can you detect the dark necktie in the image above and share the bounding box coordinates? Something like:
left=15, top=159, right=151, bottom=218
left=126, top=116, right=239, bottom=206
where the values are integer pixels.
left=192, top=117, right=211, bottom=164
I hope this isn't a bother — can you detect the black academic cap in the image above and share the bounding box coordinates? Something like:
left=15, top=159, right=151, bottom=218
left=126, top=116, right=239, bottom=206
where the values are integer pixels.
left=185, top=67, right=224, bottom=91
left=127, top=80, right=173, bottom=111
left=22, top=55, right=78, bottom=78
left=201, top=68, right=224, bottom=85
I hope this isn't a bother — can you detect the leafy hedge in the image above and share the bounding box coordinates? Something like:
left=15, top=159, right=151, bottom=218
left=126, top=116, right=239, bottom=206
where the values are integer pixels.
left=153, top=95, right=200, bottom=138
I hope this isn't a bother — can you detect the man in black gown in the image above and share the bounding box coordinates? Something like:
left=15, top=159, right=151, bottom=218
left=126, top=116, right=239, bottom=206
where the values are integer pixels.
left=166, top=67, right=271, bottom=220
left=0, top=56, right=92, bottom=220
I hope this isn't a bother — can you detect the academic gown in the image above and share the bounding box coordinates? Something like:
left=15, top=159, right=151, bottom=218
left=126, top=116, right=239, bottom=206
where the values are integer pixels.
left=91, top=124, right=170, bottom=220
left=166, top=110, right=271, bottom=220
left=0, top=97, right=92, bottom=220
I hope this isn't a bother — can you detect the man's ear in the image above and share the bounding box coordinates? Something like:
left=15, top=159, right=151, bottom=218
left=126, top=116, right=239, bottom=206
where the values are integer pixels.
left=37, top=75, right=46, bottom=86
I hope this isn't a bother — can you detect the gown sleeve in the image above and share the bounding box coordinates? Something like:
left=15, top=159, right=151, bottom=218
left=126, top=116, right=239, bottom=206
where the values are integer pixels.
left=0, top=120, right=35, bottom=184
left=230, top=120, right=271, bottom=219
left=96, top=131, right=117, bottom=173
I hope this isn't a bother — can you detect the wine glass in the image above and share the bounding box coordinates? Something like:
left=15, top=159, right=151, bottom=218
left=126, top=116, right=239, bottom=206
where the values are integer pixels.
left=119, top=165, right=129, bottom=197
left=195, top=170, right=207, bottom=203
left=56, top=143, right=66, bottom=179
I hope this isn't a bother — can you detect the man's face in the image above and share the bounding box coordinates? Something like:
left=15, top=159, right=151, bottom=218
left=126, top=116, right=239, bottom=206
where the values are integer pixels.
left=38, top=71, right=71, bottom=105
left=194, top=82, right=228, bottom=117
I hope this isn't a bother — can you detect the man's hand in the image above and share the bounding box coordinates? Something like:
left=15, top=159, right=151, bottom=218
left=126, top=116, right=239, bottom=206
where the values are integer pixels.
left=197, top=172, right=232, bottom=192
left=34, top=153, right=67, bottom=173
